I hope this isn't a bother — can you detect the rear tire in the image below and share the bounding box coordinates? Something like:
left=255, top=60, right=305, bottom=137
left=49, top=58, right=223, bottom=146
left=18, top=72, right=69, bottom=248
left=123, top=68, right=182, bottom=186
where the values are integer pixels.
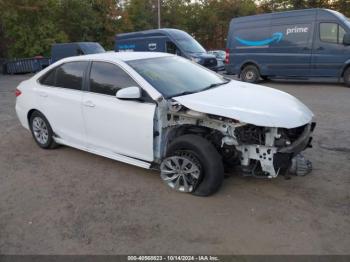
left=344, top=67, right=350, bottom=87
left=161, top=135, right=224, bottom=196
left=29, top=111, right=58, bottom=149
left=241, top=65, right=260, bottom=83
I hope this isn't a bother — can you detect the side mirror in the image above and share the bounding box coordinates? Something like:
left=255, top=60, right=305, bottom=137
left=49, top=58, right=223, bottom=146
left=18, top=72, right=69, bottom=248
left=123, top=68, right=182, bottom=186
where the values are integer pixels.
left=343, top=33, right=350, bottom=45
left=116, top=86, right=142, bottom=100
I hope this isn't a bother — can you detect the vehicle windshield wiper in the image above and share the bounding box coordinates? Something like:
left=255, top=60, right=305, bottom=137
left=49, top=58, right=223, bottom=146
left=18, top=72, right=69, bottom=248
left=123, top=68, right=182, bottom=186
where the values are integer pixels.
left=200, top=79, right=231, bottom=92
left=171, top=79, right=231, bottom=98
left=171, top=90, right=198, bottom=97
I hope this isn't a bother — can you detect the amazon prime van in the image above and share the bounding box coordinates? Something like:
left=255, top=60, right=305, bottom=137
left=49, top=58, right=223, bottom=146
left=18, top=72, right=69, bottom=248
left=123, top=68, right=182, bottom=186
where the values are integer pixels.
left=225, top=9, right=350, bottom=86
left=115, top=28, right=218, bottom=71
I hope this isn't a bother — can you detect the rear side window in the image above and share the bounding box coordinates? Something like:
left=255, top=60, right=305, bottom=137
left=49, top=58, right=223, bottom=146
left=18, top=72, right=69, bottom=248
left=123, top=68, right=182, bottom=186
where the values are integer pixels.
left=39, top=68, right=56, bottom=86
left=55, top=62, right=88, bottom=90
left=320, top=23, right=346, bottom=44
left=89, top=62, right=139, bottom=96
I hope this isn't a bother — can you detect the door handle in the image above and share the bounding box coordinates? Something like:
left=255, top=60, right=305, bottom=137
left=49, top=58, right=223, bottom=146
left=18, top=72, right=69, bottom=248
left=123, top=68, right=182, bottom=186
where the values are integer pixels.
left=303, top=47, right=310, bottom=51
left=38, top=92, right=48, bottom=97
left=317, top=46, right=324, bottom=51
left=83, top=100, right=95, bottom=108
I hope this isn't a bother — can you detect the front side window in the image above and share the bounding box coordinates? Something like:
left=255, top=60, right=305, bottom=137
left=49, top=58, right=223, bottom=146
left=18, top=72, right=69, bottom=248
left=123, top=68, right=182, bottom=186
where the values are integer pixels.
left=55, top=62, right=88, bottom=90
left=89, top=62, right=139, bottom=96
left=127, top=56, right=229, bottom=98
left=166, top=41, right=178, bottom=54
left=320, top=23, right=346, bottom=44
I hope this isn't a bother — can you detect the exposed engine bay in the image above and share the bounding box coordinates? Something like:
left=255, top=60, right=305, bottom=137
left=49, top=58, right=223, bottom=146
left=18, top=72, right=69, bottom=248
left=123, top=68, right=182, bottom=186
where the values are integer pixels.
left=153, top=99, right=315, bottom=178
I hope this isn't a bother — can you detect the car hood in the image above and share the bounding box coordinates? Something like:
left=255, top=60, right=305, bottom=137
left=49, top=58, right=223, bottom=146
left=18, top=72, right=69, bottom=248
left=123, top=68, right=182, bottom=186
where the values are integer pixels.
left=173, top=80, right=314, bottom=128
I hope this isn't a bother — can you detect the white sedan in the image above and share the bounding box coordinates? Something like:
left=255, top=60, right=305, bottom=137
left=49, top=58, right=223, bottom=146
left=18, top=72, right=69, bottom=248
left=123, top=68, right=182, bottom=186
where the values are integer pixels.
left=15, top=52, right=315, bottom=196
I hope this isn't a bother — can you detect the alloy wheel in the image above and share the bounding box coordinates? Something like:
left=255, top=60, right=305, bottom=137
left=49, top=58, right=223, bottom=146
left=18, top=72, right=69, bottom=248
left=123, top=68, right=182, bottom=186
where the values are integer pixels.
left=160, top=152, right=201, bottom=193
left=32, top=116, right=49, bottom=145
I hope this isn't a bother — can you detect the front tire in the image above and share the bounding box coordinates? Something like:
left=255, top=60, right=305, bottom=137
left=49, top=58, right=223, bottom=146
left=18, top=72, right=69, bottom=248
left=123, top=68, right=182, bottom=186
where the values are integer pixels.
left=160, top=135, right=224, bottom=196
left=241, top=65, right=260, bottom=83
left=344, top=67, right=350, bottom=87
left=29, top=111, right=58, bottom=149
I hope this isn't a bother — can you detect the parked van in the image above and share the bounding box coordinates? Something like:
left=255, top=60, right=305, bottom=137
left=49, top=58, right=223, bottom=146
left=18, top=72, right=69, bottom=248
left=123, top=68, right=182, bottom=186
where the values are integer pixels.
left=51, top=42, right=105, bottom=63
left=115, top=28, right=218, bottom=71
left=225, top=9, right=350, bottom=86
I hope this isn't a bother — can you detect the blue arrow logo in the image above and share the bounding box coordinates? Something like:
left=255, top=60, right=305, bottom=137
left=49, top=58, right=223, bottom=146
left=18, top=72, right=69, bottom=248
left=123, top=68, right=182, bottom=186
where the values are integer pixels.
left=235, top=32, right=283, bottom=46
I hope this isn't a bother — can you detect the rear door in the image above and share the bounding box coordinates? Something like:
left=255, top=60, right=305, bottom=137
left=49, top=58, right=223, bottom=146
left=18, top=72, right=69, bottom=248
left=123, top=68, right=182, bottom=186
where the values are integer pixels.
left=36, top=61, right=88, bottom=146
left=82, top=61, right=156, bottom=161
left=311, top=22, right=347, bottom=77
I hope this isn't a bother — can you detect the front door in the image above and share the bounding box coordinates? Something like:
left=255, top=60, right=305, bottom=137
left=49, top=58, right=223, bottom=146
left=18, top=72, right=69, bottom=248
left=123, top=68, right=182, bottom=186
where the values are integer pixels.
left=311, top=22, right=348, bottom=77
left=82, top=61, right=156, bottom=162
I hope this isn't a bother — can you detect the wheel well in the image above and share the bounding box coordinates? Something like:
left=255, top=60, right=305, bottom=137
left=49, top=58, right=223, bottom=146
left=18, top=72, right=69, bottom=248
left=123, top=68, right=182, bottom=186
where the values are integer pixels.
left=163, top=125, right=223, bottom=156
left=240, top=62, right=260, bottom=74
left=162, top=125, right=240, bottom=168
left=27, top=109, right=42, bottom=125
left=166, top=125, right=210, bottom=145
left=341, top=65, right=350, bottom=77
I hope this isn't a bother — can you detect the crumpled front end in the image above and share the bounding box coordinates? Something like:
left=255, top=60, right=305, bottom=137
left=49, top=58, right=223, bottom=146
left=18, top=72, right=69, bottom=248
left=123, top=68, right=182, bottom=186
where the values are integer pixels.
left=157, top=97, right=315, bottom=179
left=233, top=122, right=316, bottom=178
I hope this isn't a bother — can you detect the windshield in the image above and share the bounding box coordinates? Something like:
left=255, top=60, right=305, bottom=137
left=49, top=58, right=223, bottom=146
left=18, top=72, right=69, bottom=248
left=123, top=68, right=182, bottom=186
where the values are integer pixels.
left=176, top=38, right=206, bottom=53
left=127, top=56, right=228, bottom=98
left=80, top=43, right=105, bottom=54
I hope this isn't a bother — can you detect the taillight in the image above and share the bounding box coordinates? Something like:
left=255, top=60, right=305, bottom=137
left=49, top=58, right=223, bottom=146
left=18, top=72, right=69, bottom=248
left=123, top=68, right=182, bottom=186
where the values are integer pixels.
left=225, top=48, right=230, bottom=64
left=15, top=89, right=22, bottom=97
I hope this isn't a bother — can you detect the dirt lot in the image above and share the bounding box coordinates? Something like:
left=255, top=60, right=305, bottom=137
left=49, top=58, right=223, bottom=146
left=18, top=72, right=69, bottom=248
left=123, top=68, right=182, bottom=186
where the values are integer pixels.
left=0, top=73, right=349, bottom=255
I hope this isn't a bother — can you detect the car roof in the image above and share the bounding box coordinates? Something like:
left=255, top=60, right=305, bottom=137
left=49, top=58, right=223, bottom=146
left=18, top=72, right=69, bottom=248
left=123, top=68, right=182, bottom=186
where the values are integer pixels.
left=116, top=28, right=188, bottom=38
left=60, top=51, right=172, bottom=63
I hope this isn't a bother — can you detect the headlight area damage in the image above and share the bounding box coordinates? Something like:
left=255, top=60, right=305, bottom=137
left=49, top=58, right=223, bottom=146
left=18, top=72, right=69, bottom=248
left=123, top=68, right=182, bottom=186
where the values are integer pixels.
left=153, top=100, right=315, bottom=179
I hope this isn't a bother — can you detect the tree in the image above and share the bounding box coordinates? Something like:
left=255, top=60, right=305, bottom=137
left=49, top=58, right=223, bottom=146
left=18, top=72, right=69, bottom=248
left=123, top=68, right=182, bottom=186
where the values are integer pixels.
left=332, top=0, right=350, bottom=17
left=0, top=0, right=119, bottom=57
left=123, top=0, right=156, bottom=31
left=0, top=0, right=68, bottom=58
left=56, top=0, right=118, bottom=49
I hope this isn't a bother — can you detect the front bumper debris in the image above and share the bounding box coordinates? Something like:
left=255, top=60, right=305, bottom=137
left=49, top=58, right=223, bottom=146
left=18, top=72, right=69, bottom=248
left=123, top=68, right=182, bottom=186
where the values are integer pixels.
left=289, top=154, right=313, bottom=176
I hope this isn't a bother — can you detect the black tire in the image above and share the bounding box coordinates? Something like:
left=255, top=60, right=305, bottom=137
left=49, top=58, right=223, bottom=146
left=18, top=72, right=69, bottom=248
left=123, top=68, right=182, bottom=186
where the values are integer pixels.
left=241, top=65, right=260, bottom=83
left=344, top=67, right=350, bottom=87
left=165, top=134, right=224, bottom=196
left=29, top=111, right=58, bottom=149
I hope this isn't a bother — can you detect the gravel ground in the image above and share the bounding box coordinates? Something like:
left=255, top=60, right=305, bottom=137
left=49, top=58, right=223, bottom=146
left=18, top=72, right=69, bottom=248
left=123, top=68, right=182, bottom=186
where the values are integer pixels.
left=0, top=73, right=349, bottom=255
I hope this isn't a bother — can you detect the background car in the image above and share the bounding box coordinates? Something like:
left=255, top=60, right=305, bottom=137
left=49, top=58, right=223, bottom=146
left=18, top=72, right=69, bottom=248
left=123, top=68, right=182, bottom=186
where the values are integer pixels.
left=208, top=50, right=226, bottom=71
left=116, top=28, right=218, bottom=71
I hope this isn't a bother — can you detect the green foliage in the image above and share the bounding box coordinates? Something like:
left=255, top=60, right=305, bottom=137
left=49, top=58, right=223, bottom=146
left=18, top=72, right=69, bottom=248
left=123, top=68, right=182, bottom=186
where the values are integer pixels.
left=0, top=0, right=118, bottom=58
left=124, top=0, right=156, bottom=31
left=0, top=0, right=68, bottom=58
left=0, top=0, right=349, bottom=58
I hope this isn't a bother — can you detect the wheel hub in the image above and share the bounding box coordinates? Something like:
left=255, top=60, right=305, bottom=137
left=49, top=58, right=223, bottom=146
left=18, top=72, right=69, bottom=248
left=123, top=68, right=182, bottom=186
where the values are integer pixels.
left=160, top=153, right=201, bottom=193
left=246, top=71, right=255, bottom=80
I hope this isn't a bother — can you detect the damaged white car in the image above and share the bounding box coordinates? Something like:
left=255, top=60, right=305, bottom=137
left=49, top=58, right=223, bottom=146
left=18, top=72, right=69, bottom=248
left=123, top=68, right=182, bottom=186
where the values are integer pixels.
left=15, top=52, right=315, bottom=196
